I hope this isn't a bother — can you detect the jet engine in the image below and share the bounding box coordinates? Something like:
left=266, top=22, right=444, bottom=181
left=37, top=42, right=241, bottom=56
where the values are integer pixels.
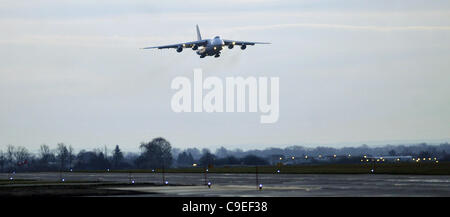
left=176, top=46, right=183, bottom=52
left=241, top=44, right=247, bottom=50
left=228, top=44, right=234, bottom=49
left=192, top=45, right=198, bottom=50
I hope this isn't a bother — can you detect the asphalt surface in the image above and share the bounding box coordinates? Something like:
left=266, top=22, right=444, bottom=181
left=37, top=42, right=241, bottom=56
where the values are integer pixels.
left=1, top=172, right=449, bottom=196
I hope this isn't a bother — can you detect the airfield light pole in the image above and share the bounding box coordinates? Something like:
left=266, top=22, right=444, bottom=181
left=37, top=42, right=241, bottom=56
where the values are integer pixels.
left=162, top=160, right=166, bottom=185
left=277, top=157, right=282, bottom=173
left=59, top=160, right=63, bottom=182
left=10, top=166, right=15, bottom=181
left=371, top=159, right=375, bottom=173
left=204, top=167, right=208, bottom=186
left=256, top=166, right=259, bottom=190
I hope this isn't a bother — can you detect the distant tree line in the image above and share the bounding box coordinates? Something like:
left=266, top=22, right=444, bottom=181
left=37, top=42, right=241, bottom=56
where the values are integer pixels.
left=0, top=139, right=449, bottom=173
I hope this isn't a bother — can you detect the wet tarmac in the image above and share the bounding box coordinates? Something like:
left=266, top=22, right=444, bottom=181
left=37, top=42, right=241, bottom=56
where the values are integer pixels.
left=1, top=172, right=449, bottom=196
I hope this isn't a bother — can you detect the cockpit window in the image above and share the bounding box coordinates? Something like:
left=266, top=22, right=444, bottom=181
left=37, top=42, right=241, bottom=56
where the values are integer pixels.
left=214, top=36, right=220, bottom=39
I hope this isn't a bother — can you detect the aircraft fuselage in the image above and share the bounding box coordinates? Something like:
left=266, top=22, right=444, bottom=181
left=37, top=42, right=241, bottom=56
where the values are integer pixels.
left=196, top=36, right=224, bottom=57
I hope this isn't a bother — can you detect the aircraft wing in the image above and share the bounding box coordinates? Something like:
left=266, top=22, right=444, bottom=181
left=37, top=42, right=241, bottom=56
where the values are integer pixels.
left=142, top=40, right=208, bottom=49
left=223, top=39, right=271, bottom=46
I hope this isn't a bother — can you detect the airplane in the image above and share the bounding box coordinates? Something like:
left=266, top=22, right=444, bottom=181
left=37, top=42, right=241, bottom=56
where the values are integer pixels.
left=142, top=25, right=270, bottom=58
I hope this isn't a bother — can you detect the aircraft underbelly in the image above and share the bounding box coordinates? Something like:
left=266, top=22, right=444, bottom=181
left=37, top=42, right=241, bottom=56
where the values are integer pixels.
left=205, top=46, right=222, bottom=55
left=196, top=45, right=222, bottom=56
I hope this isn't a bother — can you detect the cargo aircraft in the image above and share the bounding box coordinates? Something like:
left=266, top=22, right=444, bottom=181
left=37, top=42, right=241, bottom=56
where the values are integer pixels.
left=142, top=25, right=270, bottom=58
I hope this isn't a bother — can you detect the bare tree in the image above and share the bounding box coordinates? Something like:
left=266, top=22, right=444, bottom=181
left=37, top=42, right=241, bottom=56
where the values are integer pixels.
left=112, top=145, right=124, bottom=169
left=39, top=145, right=52, bottom=161
left=56, top=143, right=69, bottom=171
left=13, top=146, right=30, bottom=171
left=38, top=144, right=55, bottom=170
left=6, top=145, right=15, bottom=171
left=136, top=137, right=173, bottom=169
left=68, top=145, right=74, bottom=169
left=14, top=146, right=30, bottom=162
left=0, top=150, right=5, bottom=173
left=388, top=150, right=397, bottom=156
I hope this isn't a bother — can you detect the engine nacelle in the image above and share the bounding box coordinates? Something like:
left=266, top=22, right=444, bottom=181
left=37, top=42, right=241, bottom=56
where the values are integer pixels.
left=176, top=46, right=183, bottom=52
left=192, top=45, right=198, bottom=50
left=241, top=44, right=247, bottom=50
left=228, top=44, right=234, bottom=49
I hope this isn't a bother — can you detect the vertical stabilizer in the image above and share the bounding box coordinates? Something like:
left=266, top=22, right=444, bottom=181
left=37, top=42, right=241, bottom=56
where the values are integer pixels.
left=196, top=25, right=202, bottom=40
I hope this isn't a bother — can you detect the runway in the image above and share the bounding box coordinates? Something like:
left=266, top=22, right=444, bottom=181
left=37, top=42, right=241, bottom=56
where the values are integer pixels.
left=1, top=172, right=449, bottom=196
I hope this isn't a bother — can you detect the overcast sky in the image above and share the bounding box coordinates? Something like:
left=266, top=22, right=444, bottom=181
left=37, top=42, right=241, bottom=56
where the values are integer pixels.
left=1, top=0, right=449, bottom=152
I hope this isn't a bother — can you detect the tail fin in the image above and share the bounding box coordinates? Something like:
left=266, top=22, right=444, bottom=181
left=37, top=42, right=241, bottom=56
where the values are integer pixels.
left=196, top=24, right=202, bottom=40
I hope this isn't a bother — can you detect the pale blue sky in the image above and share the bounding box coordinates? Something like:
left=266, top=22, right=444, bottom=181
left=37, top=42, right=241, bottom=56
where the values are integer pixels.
left=0, top=0, right=449, bottom=152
